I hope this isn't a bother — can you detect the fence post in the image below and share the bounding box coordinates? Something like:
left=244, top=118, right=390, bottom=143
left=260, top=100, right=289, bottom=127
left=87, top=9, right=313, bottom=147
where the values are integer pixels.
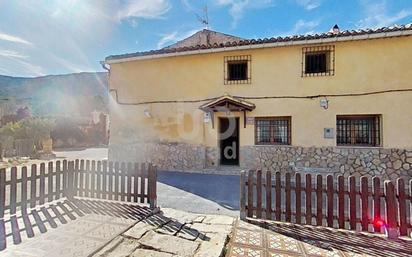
left=240, top=170, right=246, bottom=220
left=66, top=161, right=75, bottom=200
left=384, top=180, right=399, bottom=239
left=148, top=163, right=157, bottom=209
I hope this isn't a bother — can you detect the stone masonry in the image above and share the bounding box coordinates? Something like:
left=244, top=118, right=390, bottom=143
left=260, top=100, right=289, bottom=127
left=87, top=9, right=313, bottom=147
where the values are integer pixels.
left=109, top=141, right=412, bottom=180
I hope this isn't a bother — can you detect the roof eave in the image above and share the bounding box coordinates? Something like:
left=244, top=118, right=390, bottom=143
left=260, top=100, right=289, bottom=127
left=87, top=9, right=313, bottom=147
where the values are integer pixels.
left=105, top=30, right=412, bottom=64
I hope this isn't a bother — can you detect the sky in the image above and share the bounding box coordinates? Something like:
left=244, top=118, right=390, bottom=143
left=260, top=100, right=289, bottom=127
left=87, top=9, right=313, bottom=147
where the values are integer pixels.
left=0, top=0, right=411, bottom=77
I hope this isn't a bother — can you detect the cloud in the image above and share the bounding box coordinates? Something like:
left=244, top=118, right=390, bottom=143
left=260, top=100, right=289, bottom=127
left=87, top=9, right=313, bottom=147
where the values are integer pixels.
left=295, top=0, right=322, bottom=10
left=157, top=29, right=199, bottom=49
left=215, top=0, right=275, bottom=28
left=0, top=50, right=28, bottom=59
left=117, top=0, right=171, bottom=20
left=279, top=19, right=320, bottom=36
left=0, top=32, right=32, bottom=46
left=357, top=0, right=412, bottom=28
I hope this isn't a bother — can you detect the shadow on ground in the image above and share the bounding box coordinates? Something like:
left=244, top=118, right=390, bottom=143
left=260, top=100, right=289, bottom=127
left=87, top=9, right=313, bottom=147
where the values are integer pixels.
left=256, top=220, right=412, bottom=257
left=158, top=170, right=240, bottom=211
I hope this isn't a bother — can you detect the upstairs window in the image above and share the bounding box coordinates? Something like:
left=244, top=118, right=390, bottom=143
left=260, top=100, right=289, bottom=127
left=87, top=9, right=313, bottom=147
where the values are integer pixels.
left=302, top=45, right=335, bottom=77
left=336, top=115, right=381, bottom=147
left=255, top=117, right=291, bottom=145
left=224, top=55, right=251, bottom=84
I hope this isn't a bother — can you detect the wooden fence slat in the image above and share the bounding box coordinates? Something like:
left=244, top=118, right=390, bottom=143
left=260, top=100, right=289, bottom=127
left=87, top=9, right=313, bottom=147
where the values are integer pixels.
left=62, top=160, right=68, bottom=197
left=10, top=167, right=17, bottom=214
left=247, top=170, right=253, bottom=217
left=338, top=176, right=345, bottom=229
left=372, top=177, right=381, bottom=233
left=85, top=160, right=90, bottom=197
left=120, top=162, right=126, bottom=201
left=316, top=174, right=323, bottom=226
left=133, top=163, right=139, bottom=202
left=126, top=162, right=132, bottom=202
left=349, top=176, right=357, bottom=230
left=74, top=160, right=79, bottom=196
left=55, top=161, right=61, bottom=200
left=79, top=160, right=85, bottom=197
left=148, top=164, right=157, bottom=209
left=140, top=163, right=146, bottom=203
left=91, top=161, right=96, bottom=198
left=21, top=167, right=28, bottom=214
left=47, top=162, right=54, bottom=202
left=114, top=162, right=120, bottom=201
left=397, top=178, right=407, bottom=236
left=275, top=172, right=281, bottom=221
left=240, top=171, right=246, bottom=219
left=385, top=181, right=398, bottom=239
left=327, top=175, right=334, bottom=228
left=256, top=170, right=262, bottom=219
left=102, top=161, right=108, bottom=199
left=39, top=163, right=46, bottom=205
left=295, top=173, right=301, bottom=224
left=361, top=176, right=369, bottom=232
left=265, top=170, right=272, bottom=220
left=305, top=174, right=312, bottom=225
left=30, top=164, right=37, bottom=208
left=96, top=161, right=102, bottom=199
left=0, top=169, right=4, bottom=219
left=285, top=173, right=291, bottom=222
left=108, top=162, right=114, bottom=200
left=67, top=161, right=75, bottom=199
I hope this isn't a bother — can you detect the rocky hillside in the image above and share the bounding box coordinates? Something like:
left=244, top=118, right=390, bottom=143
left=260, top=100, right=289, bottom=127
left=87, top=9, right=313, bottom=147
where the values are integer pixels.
left=0, top=72, right=108, bottom=118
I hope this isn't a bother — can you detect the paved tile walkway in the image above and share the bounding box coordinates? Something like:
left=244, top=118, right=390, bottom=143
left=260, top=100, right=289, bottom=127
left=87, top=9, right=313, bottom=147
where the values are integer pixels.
left=226, top=219, right=412, bottom=257
left=0, top=198, right=153, bottom=257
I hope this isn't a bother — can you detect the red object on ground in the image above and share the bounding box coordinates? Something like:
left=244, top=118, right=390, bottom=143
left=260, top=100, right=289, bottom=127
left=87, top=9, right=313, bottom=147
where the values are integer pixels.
left=373, top=218, right=385, bottom=228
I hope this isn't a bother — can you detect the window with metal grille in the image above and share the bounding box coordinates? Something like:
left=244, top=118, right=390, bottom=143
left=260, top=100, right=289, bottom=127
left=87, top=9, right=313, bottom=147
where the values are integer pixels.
left=336, top=115, right=381, bottom=147
left=255, top=117, right=291, bottom=145
left=224, top=55, right=251, bottom=84
left=302, top=45, right=334, bottom=77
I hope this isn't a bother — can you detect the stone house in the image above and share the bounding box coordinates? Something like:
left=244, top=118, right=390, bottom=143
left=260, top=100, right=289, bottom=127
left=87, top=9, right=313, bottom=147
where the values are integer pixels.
left=104, top=24, right=412, bottom=180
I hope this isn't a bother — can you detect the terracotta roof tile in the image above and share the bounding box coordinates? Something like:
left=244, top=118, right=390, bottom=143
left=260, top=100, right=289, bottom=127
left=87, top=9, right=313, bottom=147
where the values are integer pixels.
left=106, top=23, right=412, bottom=62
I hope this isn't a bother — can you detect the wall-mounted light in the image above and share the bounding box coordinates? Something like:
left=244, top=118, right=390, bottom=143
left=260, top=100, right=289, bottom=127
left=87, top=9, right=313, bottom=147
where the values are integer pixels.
left=320, top=98, right=329, bottom=110
left=144, top=108, right=152, bottom=118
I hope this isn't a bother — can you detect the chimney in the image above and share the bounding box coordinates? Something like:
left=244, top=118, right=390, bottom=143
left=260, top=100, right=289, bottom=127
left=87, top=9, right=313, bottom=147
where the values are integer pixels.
left=331, top=24, right=340, bottom=34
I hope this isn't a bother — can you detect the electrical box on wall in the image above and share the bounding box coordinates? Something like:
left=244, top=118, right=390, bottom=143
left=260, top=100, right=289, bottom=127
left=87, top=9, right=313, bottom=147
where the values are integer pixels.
left=324, top=128, right=334, bottom=139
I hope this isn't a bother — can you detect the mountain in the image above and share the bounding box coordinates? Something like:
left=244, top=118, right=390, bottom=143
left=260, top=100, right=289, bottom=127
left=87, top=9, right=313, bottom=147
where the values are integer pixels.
left=0, top=72, right=108, bottom=118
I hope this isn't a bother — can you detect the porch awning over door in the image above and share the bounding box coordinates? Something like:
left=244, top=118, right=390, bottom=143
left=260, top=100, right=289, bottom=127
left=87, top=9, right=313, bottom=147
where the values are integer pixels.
left=199, top=94, right=255, bottom=128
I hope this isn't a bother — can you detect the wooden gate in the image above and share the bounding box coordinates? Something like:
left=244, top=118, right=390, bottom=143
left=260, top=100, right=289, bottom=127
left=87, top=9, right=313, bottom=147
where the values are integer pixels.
left=240, top=170, right=411, bottom=239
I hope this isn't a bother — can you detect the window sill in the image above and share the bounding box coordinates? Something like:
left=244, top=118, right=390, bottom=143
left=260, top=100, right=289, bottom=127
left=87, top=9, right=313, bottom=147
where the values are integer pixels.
left=336, top=145, right=382, bottom=149
left=224, top=79, right=251, bottom=85
left=302, top=72, right=334, bottom=77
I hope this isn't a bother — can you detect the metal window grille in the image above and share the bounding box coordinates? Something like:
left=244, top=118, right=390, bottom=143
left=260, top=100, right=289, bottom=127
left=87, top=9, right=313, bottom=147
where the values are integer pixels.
left=336, top=115, right=381, bottom=147
left=224, top=55, right=251, bottom=84
left=302, top=45, right=335, bottom=77
left=255, top=117, right=291, bottom=145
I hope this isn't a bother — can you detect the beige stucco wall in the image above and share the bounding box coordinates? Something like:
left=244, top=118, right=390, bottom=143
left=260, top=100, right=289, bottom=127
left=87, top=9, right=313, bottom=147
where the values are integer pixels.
left=108, top=36, right=412, bottom=149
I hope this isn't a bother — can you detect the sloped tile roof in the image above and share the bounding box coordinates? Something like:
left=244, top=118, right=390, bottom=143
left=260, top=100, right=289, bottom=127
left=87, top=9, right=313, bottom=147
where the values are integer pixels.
left=106, top=24, right=412, bottom=62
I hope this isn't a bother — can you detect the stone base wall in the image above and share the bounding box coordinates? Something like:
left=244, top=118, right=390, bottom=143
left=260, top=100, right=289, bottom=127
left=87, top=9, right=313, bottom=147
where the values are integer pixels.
left=241, top=146, right=412, bottom=180
left=109, top=141, right=412, bottom=180
left=109, top=141, right=212, bottom=171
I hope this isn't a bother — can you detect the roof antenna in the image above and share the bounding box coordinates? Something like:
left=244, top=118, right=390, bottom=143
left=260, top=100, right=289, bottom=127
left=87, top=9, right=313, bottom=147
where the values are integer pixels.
left=196, top=5, right=209, bottom=30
